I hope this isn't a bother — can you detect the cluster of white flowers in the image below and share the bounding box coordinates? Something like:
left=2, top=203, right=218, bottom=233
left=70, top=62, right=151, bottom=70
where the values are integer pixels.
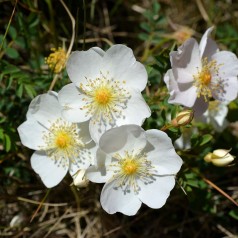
left=18, top=44, right=183, bottom=215
left=18, top=27, right=238, bottom=215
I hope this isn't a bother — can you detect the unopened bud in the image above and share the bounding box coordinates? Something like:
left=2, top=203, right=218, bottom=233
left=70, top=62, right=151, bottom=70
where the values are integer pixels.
left=72, top=170, right=89, bottom=188
left=204, top=149, right=235, bottom=167
left=171, top=110, right=194, bottom=127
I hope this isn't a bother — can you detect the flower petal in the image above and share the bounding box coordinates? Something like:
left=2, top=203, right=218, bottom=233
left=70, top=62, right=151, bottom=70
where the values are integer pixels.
left=86, top=149, right=114, bottom=183
left=17, top=119, right=47, bottom=150
left=199, top=27, right=218, bottom=59
left=170, top=38, right=201, bottom=80
left=120, top=61, right=148, bottom=91
left=31, top=151, right=68, bottom=188
left=101, top=44, right=147, bottom=91
left=99, top=125, right=147, bottom=155
left=144, top=130, right=183, bottom=175
left=58, top=83, right=91, bottom=122
left=211, top=51, right=238, bottom=101
left=66, top=49, right=103, bottom=85
left=26, top=91, right=61, bottom=126
left=164, top=70, right=197, bottom=107
left=193, top=97, right=208, bottom=118
left=116, top=89, right=151, bottom=126
left=138, top=176, right=175, bottom=209
left=100, top=180, right=142, bottom=215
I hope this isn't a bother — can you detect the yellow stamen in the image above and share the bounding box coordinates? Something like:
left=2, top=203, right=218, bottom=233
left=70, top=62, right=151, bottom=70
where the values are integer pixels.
left=110, top=151, right=154, bottom=194
left=55, top=131, right=71, bottom=149
left=193, top=57, right=223, bottom=102
left=45, top=47, right=67, bottom=73
left=95, top=88, right=112, bottom=105
left=122, top=159, right=138, bottom=175
left=41, top=119, right=85, bottom=165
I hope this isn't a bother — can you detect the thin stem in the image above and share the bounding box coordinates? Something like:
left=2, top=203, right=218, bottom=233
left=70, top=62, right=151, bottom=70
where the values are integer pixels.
left=0, top=0, right=18, bottom=53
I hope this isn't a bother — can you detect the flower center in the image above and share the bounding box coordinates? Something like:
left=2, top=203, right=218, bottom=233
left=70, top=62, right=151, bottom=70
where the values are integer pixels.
left=121, top=159, right=138, bottom=175
left=55, top=131, right=71, bottom=149
left=79, top=72, right=130, bottom=125
left=110, top=151, right=155, bottom=194
left=41, top=118, right=85, bottom=165
left=94, top=88, right=112, bottom=105
left=193, top=57, right=223, bottom=102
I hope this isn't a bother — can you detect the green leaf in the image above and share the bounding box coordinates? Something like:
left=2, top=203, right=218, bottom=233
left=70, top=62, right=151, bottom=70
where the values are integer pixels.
left=5, top=47, right=19, bottom=59
left=24, top=84, right=36, bottom=98
left=229, top=210, right=238, bottom=220
left=2, top=64, right=20, bottom=74
left=16, top=84, right=23, bottom=98
left=200, top=134, right=213, bottom=146
left=4, top=134, right=11, bottom=152
left=8, top=26, right=17, bottom=40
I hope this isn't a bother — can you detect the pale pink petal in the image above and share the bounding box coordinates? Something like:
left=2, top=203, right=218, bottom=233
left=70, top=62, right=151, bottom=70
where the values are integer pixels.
left=170, top=38, right=201, bottom=79
left=199, top=27, right=218, bottom=59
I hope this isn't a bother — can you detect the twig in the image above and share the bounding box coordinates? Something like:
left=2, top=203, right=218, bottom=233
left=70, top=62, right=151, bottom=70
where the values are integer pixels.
left=202, top=177, right=238, bottom=207
left=0, top=0, right=18, bottom=53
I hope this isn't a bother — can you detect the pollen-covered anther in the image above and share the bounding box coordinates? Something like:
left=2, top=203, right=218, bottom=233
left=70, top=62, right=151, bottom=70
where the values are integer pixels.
left=45, top=47, right=67, bottom=73
left=193, top=57, right=223, bottom=101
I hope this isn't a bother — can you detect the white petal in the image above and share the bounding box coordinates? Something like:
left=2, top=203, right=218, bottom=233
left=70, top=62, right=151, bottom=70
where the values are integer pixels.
left=213, top=104, right=228, bottom=127
left=77, top=120, right=93, bottom=144
left=199, top=27, right=218, bottom=59
left=170, top=38, right=201, bottom=78
left=66, top=49, right=102, bottom=85
left=59, top=84, right=91, bottom=122
left=17, top=119, right=47, bottom=150
left=26, top=91, right=61, bottom=126
left=144, top=130, right=183, bottom=174
left=115, top=61, right=148, bottom=91
left=69, top=141, right=96, bottom=175
left=100, top=180, right=142, bottom=215
left=89, top=117, right=113, bottom=144
left=102, top=45, right=135, bottom=79
left=116, top=89, right=151, bottom=126
left=138, top=176, right=175, bottom=209
left=99, top=125, right=147, bottom=155
left=86, top=149, right=114, bottom=183
left=31, top=151, right=68, bottom=188
left=91, top=47, right=105, bottom=57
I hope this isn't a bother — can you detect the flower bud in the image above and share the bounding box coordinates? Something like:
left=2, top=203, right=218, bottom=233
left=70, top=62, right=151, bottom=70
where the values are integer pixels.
left=204, top=149, right=235, bottom=167
left=171, top=110, right=194, bottom=127
left=72, top=169, right=89, bottom=188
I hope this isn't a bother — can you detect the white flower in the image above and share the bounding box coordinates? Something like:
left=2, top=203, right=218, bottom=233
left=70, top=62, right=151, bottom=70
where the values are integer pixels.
left=196, top=100, right=228, bottom=132
left=17, top=92, right=96, bottom=188
left=58, top=45, right=151, bottom=143
left=164, top=27, right=238, bottom=116
left=86, top=125, right=183, bottom=216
